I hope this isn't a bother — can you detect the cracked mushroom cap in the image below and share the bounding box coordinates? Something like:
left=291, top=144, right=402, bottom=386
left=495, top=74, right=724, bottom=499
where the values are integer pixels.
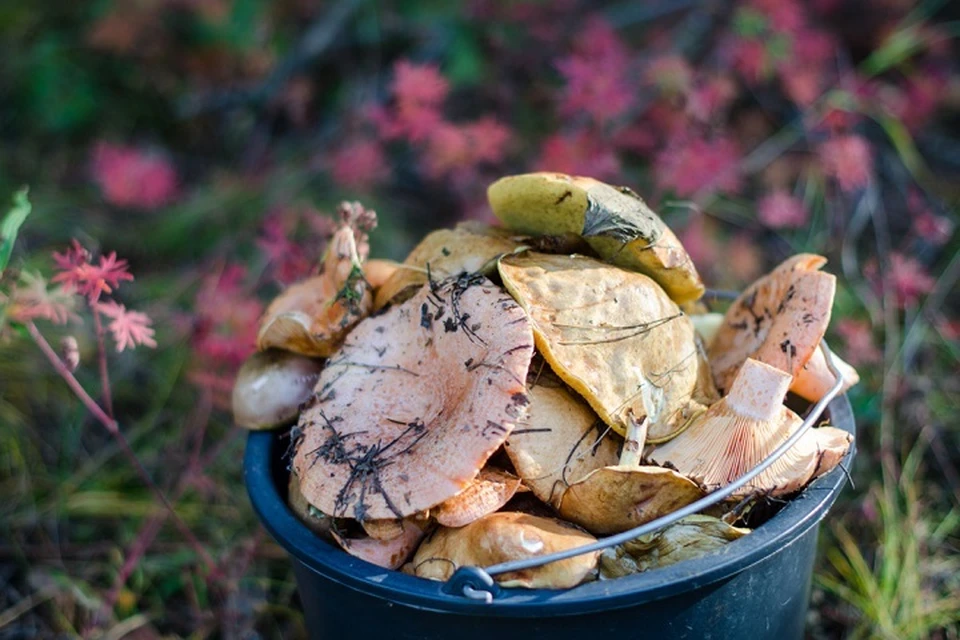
left=231, top=350, right=324, bottom=430
left=431, top=468, right=524, bottom=528
left=708, top=254, right=836, bottom=392
left=292, top=274, right=535, bottom=521
left=499, top=253, right=717, bottom=442
left=505, top=382, right=620, bottom=509
left=409, top=512, right=598, bottom=589
left=599, top=515, right=750, bottom=578
left=257, top=225, right=372, bottom=357
left=649, top=358, right=853, bottom=497
left=488, top=172, right=704, bottom=303
left=557, top=465, right=705, bottom=535
left=373, top=223, right=526, bottom=311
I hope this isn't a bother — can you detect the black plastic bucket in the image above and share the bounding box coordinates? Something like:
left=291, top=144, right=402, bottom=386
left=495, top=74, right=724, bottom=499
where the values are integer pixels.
left=244, top=394, right=856, bottom=640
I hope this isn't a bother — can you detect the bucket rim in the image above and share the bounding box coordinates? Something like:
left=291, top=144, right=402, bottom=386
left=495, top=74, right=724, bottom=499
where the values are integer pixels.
left=244, top=394, right=856, bottom=616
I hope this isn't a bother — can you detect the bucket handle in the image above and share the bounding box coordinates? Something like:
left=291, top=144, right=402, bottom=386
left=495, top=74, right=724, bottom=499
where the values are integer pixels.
left=445, top=339, right=847, bottom=602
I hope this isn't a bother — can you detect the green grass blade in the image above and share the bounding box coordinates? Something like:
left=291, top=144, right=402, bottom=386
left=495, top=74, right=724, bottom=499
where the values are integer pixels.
left=0, top=187, right=31, bottom=274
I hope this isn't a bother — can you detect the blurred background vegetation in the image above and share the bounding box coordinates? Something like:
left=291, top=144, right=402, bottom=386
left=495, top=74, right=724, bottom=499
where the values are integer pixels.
left=0, top=0, right=958, bottom=637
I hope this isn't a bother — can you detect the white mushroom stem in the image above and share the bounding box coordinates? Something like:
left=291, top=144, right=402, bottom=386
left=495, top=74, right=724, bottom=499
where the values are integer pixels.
left=725, top=360, right=793, bottom=422
left=619, top=414, right=649, bottom=467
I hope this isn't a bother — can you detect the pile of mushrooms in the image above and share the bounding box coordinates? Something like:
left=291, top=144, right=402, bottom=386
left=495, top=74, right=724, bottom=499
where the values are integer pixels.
left=233, top=175, right=855, bottom=589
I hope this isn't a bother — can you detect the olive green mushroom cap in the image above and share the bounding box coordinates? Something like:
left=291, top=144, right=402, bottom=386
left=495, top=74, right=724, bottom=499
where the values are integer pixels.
left=487, top=172, right=705, bottom=303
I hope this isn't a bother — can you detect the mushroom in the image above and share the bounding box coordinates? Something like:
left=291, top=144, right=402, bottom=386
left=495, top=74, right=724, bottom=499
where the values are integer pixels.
left=332, top=518, right=428, bottom=570
left=488, top=172, right=704, bottom=303
left=599, top=515, right=750, bottom=578
left=408, top=512, right=598, bottom=589
left=557, top=465, right=705, bottom=535
left=257, top=224, right=372, bottom=357
left=649, top=358, right=853, bottom=497
left=231, top=350, right=324, bottom=430
left=504, top=382, right=620, bottom=509
left=431, top=468, right=524, bottom=528
left=287, top=472, right=334, bottom=538
left=373, top=222, right=526, bottom=311
left=498, top=252, right=717, bottom=443
left=292, top=273, right=534, bottom=520
left=363, top=258, right=401, bottom=291
left=689, top=312, right=725, bottom=348
left=361, top=518, right=407, bottom=540
left=708, top=254, right=836, bottom=392
left=790, top=346, right=860, bottom=403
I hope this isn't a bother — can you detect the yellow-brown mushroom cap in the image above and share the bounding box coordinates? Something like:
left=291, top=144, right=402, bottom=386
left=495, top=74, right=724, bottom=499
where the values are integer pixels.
left=373, top=223, right=525, bottom=311
left=557, top=465, right=705, bottom=535
left=504, top=383, right=620, bottom=509
left=409, top=512, right=598, bottom=589
left=293, top=274, right=534, bottom=520
left=432, top=468, right=523, bottom=528
left=499, top=252, right=716, bottom=442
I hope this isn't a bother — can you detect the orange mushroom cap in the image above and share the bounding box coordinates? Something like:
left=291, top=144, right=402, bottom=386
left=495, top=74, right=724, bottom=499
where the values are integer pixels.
left=709, top=254, right=836, bottom=391
left=292, top=274, right=534, bottom=520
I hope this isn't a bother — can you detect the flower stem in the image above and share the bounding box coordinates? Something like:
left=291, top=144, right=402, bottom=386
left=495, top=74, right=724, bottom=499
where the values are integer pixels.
left=25, top=321, right=216, bottom=574
left=92, top=306, right=114, bottom=418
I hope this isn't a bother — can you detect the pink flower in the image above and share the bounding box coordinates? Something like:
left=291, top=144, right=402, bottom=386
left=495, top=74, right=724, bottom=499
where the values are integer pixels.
left=535, top=131, right=621, bottom=182
left=421, top=123, right=471, bottom=179
left=192, top=264, right=262, bottom=370
left=910, top=189, right=953, bottom=245
left=391, top=60, right=449, bottom=107
left=836, top=319, right=881, bottom=366
left=91, top=142, right=179, bottom=210
left=331, top=139, right=388, bottom=190
left=555, top=17, right=635, bottom=125
left=97, top=300, right=157, bottom=352
left=758, top=190, right=808, bottom=228
left=678, top=216, right=718, bottom=267
left=463, top=117, right=511, bottom=164
left=654, top=137, right=742, bottom=197
left=3, top=271, right=79, bottom=325
left=750, top=0, right=804, bottom=34
left=729, top=38, right=770, bottom=85
left=52, top=241, right=134, bottom=302
left=818, top=135, right=872, bottom=191
left=726, top=233, right=763, bottom=283
left=866, top=253, right=935, bottom=309
left=686, top=75, right=737, bottom=122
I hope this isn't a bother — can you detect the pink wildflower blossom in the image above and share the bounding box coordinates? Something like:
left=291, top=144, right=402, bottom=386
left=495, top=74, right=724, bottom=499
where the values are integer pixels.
left=97, top=300, right=157, bottom=352
left=3, top=271, right=78, bottom=325
left=678, top=216, right=719, bottom=267
left=818, top=135, right=872, bottom=191
left=866, top=253, right=935, bottom=309
left=391, top=60, right=449, bottom=107
left=331, top=139, right=388, bottom=190
left=52, top=241, right=134, bottom=302
left=758, top=190, right=809, bottom=228
left=729, top=38, right=770, bottom=84
left=555, top=17, right=635, bottom=125
left=836, top=319, right=881, bottom=365
left=91, top=142, right=179, bottom=209
left=654, top=137, right=742, bottom=197
left=536, top=131, right=621, bottom=182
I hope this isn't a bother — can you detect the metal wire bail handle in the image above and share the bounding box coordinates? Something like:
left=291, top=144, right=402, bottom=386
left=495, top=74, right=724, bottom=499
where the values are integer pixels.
left=444, top=340, right=848, bottom=603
